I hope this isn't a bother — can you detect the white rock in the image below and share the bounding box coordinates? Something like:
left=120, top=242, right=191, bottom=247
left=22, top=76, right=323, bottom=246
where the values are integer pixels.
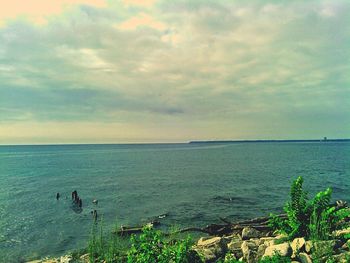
left=197, top=237, right=222, bottom=247
left=291, top=237, right=306, bottom=257
left=60, top=255, right=73, bottom=263
left=263, top=242, right=292, bottom=258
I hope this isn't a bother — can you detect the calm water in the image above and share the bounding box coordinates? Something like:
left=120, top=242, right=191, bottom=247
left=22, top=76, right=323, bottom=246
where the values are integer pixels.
left=0, top=142, right=349, bottom=262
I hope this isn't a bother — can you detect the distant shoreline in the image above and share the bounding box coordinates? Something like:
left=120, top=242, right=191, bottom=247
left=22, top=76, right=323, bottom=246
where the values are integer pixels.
left=1, top=138, right=350, bottom=147
left=189, top=138, right=350, bottom=144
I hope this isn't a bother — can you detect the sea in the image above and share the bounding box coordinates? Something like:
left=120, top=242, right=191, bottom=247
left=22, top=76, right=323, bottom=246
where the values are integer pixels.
left=0, top=142, right=349, bottom=262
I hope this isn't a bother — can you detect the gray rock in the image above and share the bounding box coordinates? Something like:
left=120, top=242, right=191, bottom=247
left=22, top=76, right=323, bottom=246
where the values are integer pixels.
left=241, top=241, right=258, bottom=263
left=197, top=237, right=222, bottom=247
left=256, top=244, right=267, bottom=261
left=242, top=227, right=262, bottom=240
left=250, top=238, right=261, bottom=246
left=299, top=252, right=312, bottom=263
left=227, top=239, right=244, bottom=258
left=263, top=242, right=292, bottom=258
left=195, top=236, right=226, bottom=262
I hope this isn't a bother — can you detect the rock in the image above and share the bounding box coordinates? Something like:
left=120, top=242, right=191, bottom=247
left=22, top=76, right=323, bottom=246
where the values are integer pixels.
left=197, top=237, right=222, bottom=247
left=80, top=254, right=89, bottom=263
left=332, top=251, right=350, bottom=263
left=264, top=238, right=279, bottom=247
left=305, top=241, right=313, bottom=253
left=263, top=242, right=292, bottom=258
left=299, top=252, right=312, bottom=263
left=227, top=239, right=244, bottom=258
left=291, top=237, right=306, bottom=256
left=60, top=255, right=72, bottom=263
left=341, top=240, right=350, bottom=250
left=241, top=241, right=258, bottom=263
left=223, top=234, right=241, bottom=243
left=242, top=227, right=262, bottom=240
left=256, top=244, right=267, bottom=261
left=334, top=228, right=350, bottom=237
left=275, top=234, right=288, bottom=239
left=195, top=237, right=226, bottom=262
left=197, top=248, right=217, bottom=263
left=249, top=238, right=261, bottom=247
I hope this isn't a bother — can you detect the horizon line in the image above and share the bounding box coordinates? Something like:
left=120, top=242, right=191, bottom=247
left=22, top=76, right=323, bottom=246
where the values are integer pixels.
left=1, top=138, right=350, bottom=147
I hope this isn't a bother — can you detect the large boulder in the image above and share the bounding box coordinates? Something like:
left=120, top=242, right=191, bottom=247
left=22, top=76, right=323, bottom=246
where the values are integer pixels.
left=195, top=237, right=226, bottom=262
left=263, top=242, right=292, bottom=258
left=242, top=227, right=262, bottom=240
left=60, top=255, right=73, bottom=263
left=227, top=239, right=244, bottom=258
left=291, top=237, right=306, bottom=256
left=256, top=244, right=267, bottom=262
left=241, top=241, right=258, bottom=263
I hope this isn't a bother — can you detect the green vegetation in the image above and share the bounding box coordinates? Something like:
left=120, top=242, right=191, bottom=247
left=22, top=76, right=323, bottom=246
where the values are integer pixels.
left=73, top=176, right=349, bottom=262
left=269, top=176, right=350, bottom=240
left=127, top=226, right=198, bottom=263
left=86, top=223, right=197, bottom=263
left=258, top=253, right=291, bottom=263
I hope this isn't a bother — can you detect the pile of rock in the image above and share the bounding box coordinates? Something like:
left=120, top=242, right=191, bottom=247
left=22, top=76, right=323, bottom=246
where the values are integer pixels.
left=193, top=227, right=350, bottom=263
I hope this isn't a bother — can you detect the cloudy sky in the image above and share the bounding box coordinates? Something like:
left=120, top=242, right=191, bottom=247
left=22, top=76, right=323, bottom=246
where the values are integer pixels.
left=0, top=0, right=349, bottom=144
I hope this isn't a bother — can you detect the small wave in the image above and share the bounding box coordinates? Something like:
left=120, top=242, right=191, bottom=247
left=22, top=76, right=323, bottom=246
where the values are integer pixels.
left=211, top=195, right=257, bottom=205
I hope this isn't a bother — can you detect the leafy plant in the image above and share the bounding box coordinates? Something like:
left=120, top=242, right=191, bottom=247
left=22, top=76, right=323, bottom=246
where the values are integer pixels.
left=259, top=253, right=291, bottom=263
left=269, top=176, right=350, bottom=240
left=127, top=226, right=198, bottom=263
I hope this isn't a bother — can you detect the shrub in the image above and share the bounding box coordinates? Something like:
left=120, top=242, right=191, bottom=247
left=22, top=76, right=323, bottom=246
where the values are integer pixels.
left=259, top=253, right=291, bottom=263
left=127, top=226, right=198, bottom=263
left=269, top=176, right=350, bottom=240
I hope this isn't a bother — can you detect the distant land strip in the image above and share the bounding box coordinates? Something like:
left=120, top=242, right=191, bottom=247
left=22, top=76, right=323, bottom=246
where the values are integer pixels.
left=189, top=139, right=350, bottom=144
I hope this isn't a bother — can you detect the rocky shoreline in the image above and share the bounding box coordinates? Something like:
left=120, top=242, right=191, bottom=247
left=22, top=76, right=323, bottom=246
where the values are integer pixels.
left=193, top=225, right=350, bottom=262
left=26, top=218, right=350, bottom=263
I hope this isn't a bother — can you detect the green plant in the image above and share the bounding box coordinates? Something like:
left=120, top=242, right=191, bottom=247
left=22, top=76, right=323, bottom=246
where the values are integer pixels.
left=127, top=226, right=197, bottom=263
left=223, top=253, right=241, bottom=262
left=259, top=253, right=291, bottom=263
left=269, top=176, right=350, bottom=240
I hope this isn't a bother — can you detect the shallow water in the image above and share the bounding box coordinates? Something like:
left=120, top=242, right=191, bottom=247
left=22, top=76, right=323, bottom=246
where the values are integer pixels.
left=0, top=142, right=349, bottom=262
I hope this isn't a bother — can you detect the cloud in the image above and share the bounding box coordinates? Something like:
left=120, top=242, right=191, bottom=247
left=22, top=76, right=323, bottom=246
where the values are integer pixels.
left=0, top=0, right=107, bottom=26
left=0, top=0, right=349, bottom=143
left=116, top=13, right=166, bottom=31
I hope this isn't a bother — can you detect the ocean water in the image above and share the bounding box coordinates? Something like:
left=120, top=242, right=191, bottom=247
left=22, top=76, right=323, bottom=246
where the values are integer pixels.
left=0, top=142, right=349, bottom=262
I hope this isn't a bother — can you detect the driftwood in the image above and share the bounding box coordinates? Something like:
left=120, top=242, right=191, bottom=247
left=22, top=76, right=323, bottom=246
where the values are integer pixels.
left=113, top=220, right=160, bottom=236
left=175, top=200, right=349, bottom=236
left=174, top=213, right=288, bottom=236
left=113, top=201, right=348, bottom=237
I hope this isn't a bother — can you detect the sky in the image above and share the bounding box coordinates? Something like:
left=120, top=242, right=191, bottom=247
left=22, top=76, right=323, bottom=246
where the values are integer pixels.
left=0, top=0, right=349, bottom=144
